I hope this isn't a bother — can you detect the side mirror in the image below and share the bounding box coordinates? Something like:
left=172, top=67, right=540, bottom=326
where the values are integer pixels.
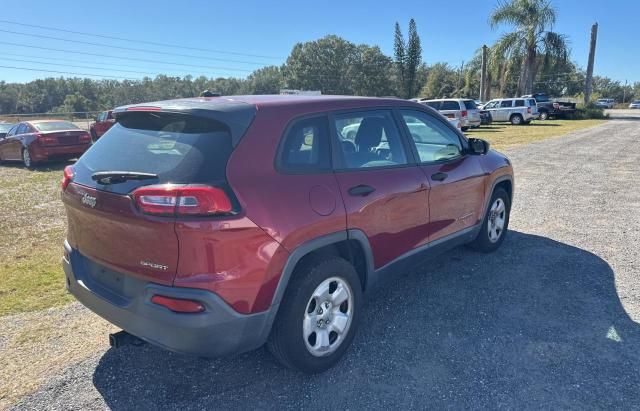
left=468, top=138, right=490, bottom=155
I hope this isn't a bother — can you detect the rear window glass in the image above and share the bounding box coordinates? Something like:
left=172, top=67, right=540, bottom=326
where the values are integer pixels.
left=278, top=116, right=331, bottom=172
left=441, top=101, right=460, bottom=111
left=528, top=99, right=537, bottom=106
left=73, top=112, right=233, bottom=194
left=463, top=100, right=477, bottom=109
left=34, top=121, right=80, bottom=131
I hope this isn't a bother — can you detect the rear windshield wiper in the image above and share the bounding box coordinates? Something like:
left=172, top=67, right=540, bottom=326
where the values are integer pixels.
left=91, top=171, right=158, bottom=185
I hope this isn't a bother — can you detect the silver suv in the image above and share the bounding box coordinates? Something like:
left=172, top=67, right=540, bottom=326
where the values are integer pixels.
left=421, top=99, right=481, bottom=131
left=481, top=98, right=538, bottom=125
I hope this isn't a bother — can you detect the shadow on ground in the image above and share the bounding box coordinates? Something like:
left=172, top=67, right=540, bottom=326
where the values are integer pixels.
left=92, top=231, right=639, bottom=409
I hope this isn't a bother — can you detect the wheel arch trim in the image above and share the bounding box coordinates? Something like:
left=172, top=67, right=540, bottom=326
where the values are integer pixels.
left=270, top=230, right=374, bottom=308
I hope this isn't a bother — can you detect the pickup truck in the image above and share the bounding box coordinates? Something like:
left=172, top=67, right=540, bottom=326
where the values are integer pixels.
left=521, top=93, right=576, bottom=120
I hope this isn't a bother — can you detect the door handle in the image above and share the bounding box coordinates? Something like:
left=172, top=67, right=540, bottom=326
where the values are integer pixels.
left=431, top=172, right=448, bottom=181
left=348, top=184, right=376, bottom=197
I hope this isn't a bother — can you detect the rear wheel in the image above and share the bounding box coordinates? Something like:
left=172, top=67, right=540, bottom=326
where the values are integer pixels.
left=267, top=256, right=362, bottom=374
left=510, top=114, right=524, bottom=125
left=468, top=187, right=510, bottom=253
left=461, top=126, right=469, bottom=131
left=22, top=148, right=34, bottom=169
left=538, top=110, right=549, bottom=121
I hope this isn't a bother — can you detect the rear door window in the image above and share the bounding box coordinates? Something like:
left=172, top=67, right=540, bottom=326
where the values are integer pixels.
left=333, top=110, right=409, bottom=169
left=73, top=112, right=234, bottom=194
left=424, top=101, right=441, bottom=110
left=514, top=100, right=525, bottom=107
left=500, top=100, right=513, bottom=108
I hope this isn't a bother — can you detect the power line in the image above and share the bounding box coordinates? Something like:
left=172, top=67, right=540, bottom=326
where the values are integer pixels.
left=1, top=57, right=226, bottom=78
left=0, top=41, right=256, bottom=73
left=0, top=29, right=272, bottom=66
left=0, top=65, right=141, bottom=80
left=1, top=52, right=252, bottom=75
left=0, top=19, right=284, bottom=60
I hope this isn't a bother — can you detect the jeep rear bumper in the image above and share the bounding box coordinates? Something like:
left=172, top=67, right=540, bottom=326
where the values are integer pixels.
left=63, top=240, right=276, bottom=357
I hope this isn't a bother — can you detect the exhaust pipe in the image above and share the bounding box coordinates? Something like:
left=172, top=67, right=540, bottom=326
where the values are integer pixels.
left=109, top=330, right=145, bottom=348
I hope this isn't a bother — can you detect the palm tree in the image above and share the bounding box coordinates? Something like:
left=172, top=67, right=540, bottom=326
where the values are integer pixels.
left=490, top=0, right=569, bottom=95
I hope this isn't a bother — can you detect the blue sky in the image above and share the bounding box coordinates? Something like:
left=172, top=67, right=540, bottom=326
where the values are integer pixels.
left=1, top=0, right=637, bottom=84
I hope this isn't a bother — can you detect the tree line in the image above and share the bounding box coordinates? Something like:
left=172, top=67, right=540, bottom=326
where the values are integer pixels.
left=1, top=0, right=638, bottom=115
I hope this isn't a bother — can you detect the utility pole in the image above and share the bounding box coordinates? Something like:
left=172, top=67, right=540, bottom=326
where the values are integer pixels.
left=623, top=79, right=628, bottom=104
left=480, top=45, right=488, bottom=101
left=584, top=22, right=598, bottom=105
left=459, top=60, right=465, bottom=97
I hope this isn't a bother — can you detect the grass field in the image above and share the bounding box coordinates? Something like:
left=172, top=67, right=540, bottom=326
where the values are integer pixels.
left=466, top=119, right=606, bottom=150
left=0, top=162, right=73, bottom=316
left=0, top=118, right=607, bottom=316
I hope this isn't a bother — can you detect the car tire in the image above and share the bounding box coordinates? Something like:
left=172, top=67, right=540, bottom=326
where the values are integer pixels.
left=510, top=114, right=524, bottom=125
left=468, top=187, right=510, bottom=253
left=267, top=256, right=362, bottom=374
left=538, top=110, right=549, bottom=121
left=461, top=126, right=469, bottom=131
left=22, top=148, right=35, bottom=169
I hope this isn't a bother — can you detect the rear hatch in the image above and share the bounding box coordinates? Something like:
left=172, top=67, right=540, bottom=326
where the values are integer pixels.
left=62, top=110, right=239, bottom=285
left=462, top=100, right=481, bottom=122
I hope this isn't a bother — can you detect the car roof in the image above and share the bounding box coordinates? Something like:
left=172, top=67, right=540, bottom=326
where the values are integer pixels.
left=116, top=95, right=412, bottom=112
left=26, top=119, right=69, bottom=124
left=115, top=95, right=428, bottom=146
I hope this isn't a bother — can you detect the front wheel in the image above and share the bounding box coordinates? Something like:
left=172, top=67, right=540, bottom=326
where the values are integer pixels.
left=468, top=187, right=511, bottom=253
left=267, top=256, right=362, bottom=374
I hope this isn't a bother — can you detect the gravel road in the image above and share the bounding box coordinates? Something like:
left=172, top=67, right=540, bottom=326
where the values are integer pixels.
left=12, top=115, right=640, bottom=410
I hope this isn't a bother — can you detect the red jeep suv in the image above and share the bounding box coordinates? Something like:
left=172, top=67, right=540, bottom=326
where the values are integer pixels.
left=61, top=95, right=513, bottom=373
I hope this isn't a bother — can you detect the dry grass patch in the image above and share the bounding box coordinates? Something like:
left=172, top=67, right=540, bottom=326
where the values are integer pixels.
left=466, top=119, right=606, bottom=150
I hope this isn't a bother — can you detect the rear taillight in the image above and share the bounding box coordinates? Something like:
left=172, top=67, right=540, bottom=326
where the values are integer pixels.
left=38, top=134, right=57, bottom=145
left=151, top=295, right=204, bottom=313
left=527, top=107, right=532, bottom=114
left=461, top=110, right=468, bottom=118
left=79, top=132, right=91, bottom=143
left=61, top=166, right=74, bottom=191
left=131, top=185, right=233, bottom=216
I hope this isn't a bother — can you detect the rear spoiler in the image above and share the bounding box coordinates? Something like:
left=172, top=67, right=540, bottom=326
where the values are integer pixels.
left=113, top=100, right=257, bottom=147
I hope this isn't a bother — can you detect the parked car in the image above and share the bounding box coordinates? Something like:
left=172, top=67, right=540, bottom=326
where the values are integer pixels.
left=0, top=120, right=91, bottom=168
left=481, top=98, right=538, bottom=125
left=61, top=95, right=513, bottom=373
left=629, top=100, right=640, bottom=109
left=595, top=98, right=615, bottom=109
left=89, top=110, right=115, bottom=141
left=522, top=93, right=576, bottom=120
left=0, top=122, right=14, bottom=139
left=421, top=99, right=481, bottom=131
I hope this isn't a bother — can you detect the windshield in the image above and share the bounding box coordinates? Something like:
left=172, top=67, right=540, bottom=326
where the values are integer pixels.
left=72, top=112, right=233, bottom=194
left=34, top=121, right=80, bottom=132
